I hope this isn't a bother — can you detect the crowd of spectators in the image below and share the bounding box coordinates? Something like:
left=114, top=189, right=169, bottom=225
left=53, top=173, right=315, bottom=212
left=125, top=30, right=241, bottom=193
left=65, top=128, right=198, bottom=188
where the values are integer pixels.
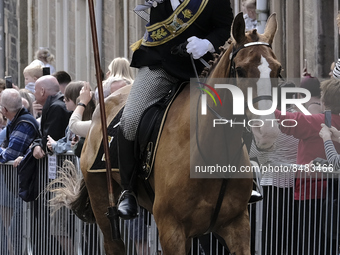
left=0, top=52, right=134, bottom=254
left=2, top=11, right=340, bottom=254
left=248, top=62, right=340, bottom=254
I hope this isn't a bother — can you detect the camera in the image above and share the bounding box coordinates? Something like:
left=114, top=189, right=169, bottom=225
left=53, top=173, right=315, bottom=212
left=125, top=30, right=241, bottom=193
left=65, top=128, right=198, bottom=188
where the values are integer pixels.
left=5, top=76, right=12, bottom=88
left=43, top=67, right=50, bottom=76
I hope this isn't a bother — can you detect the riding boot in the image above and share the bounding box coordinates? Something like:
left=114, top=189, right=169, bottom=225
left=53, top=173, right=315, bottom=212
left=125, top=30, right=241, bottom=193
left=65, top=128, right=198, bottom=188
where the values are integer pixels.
left=249, top=161, right=263, bottom=204
left=248, top=190, right=263, bottom=204
left=117, top=127, right=138, bottom=220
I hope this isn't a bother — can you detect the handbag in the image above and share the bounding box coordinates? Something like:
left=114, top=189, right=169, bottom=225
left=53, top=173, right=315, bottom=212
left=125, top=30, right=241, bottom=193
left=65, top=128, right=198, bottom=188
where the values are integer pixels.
left=17, top=147, right=39, bottom=202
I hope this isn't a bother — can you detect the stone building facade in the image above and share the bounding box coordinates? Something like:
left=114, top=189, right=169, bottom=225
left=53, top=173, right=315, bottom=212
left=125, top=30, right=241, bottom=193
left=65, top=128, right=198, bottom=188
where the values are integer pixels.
left=0, top=0, right=339, bottom=87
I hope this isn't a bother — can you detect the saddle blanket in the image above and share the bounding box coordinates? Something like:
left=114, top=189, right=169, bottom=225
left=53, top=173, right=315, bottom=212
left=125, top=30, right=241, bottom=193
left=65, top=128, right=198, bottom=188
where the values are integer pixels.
left=83, top=85, right=131, bottom=173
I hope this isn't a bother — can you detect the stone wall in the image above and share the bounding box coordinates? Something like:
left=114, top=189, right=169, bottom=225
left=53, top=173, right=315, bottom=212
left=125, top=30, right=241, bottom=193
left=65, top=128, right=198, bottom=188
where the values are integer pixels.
left=317, top=0, right=336, bottom=78
left=2, top=0, right=339, bottom=87
left=299, top=0, right=336, bottom=79
left=3, top=0, right=20, bottom=85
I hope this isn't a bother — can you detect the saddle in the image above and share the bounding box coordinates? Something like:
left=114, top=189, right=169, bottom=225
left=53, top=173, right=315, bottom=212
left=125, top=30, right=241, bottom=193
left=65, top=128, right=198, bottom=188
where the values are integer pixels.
left=86, top=85, right=132, bottom=173
left=88, top=108, right=123, bottom=172
left=87, top=83, right=184, bottom=175
left=135, top=83, right=185, bottom=180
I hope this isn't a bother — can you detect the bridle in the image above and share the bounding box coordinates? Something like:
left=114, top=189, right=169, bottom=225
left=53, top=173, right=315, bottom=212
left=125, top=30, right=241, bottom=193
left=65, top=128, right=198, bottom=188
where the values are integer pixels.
left=194, top=41, right=280, bottom=122
left=229, top=41, right=275, bottom=104
left=193, top=41, right=280, bottom=236
left=194, top=41, right=279, bottom=167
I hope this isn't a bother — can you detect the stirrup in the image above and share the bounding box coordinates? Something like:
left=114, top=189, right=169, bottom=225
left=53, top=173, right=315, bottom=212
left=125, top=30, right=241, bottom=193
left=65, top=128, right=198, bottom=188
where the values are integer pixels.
left=118, top=190, right=138, bottom=205
left=117, top=190, right=139, bottom=220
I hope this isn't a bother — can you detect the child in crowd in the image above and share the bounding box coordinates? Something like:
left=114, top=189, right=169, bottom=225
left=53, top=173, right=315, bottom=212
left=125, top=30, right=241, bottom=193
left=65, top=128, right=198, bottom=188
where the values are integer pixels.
left=47, top=82, right=83, bottom=154
left=23, top=64, right=43, bottom=94
left=297, top=74, right=322, bottom=114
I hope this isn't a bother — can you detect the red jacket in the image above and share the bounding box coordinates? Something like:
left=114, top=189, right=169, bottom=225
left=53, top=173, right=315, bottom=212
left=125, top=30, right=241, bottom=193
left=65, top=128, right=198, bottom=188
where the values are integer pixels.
left=275, top=109, right=340, bottom=200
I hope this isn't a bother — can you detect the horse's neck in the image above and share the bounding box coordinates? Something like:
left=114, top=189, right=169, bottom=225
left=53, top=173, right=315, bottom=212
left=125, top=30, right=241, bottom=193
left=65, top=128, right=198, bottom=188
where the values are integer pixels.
left=194, top=94, right=243, bottom=169
left=194, top=43, right=246, bottom=164
left=208, top=43, right=233, bottom=79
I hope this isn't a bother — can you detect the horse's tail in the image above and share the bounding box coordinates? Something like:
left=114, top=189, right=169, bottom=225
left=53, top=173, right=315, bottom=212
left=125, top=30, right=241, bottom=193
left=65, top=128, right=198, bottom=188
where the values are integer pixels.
left=47, top=160, right=96, bottom=223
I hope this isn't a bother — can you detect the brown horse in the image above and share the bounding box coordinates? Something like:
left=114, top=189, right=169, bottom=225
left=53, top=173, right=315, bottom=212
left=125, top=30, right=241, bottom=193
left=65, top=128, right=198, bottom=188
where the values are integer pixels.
left=51, top=12, right=280, bottom=255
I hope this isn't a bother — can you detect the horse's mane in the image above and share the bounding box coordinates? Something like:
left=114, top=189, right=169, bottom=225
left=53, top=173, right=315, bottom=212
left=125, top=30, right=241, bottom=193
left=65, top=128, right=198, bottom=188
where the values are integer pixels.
left=200, top=30, right=261, bottom=78
left=200, top=39, right=232, bottom=78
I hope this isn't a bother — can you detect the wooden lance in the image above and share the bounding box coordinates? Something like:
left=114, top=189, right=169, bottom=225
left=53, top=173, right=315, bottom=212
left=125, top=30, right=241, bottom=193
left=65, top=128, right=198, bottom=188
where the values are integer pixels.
left=87, top=0, right=120, bottom=240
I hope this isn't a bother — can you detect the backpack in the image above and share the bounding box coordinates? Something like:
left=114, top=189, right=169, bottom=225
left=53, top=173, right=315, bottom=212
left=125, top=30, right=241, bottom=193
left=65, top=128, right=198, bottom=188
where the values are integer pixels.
left=17, top=147, right=39, bottom=202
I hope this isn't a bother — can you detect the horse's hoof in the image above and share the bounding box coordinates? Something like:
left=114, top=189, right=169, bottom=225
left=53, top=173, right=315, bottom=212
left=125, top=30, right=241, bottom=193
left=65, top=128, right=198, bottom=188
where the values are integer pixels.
left=117, top=190, right=139, bottom=220
left=248, top=190, right=263, bottom=204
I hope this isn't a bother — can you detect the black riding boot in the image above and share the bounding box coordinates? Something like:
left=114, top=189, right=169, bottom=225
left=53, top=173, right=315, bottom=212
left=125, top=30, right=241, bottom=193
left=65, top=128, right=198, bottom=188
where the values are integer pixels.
left=249, top=190, right=263, bottom=204
left=117, top=127, right=138, bottom=220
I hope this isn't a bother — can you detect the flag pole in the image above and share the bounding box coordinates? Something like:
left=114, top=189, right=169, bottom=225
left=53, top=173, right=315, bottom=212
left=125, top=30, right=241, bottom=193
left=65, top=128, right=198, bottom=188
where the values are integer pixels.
left=87, top=0, right=120, bottom=240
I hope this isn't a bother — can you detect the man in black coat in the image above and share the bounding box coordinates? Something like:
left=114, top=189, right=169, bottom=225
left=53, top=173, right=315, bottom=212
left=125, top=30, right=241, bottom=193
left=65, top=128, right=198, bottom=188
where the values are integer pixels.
left=117, top=0, right=234, bottom=219
left=32, top=75, right=71, bottom=159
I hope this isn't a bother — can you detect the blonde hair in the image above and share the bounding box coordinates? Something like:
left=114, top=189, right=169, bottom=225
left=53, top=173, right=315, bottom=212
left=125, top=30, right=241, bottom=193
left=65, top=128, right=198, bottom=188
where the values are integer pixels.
left=35, top=48, right=55, bottom=63
left=107, top=57, right=134, bottom=84
left=23, top=64, right=43, bottom=79
left=19, top=89, right=34, bottom=114
left=98, top=76, right=128, bottom=99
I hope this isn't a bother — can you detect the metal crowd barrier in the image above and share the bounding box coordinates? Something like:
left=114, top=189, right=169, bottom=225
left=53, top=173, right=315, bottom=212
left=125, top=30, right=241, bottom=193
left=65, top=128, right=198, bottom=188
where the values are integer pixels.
left=250, top=162, right=340, bottom=255
left=0, top=153, right=339, bottom=255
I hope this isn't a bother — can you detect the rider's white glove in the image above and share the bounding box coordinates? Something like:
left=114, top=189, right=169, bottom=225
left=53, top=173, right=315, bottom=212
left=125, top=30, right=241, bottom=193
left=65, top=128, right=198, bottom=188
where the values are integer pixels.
left=186, top=36, right=214, bottom=59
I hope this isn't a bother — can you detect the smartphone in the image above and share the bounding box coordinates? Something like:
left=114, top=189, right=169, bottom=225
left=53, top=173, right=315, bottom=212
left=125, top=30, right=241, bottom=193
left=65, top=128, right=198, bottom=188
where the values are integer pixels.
left=325, top=110, right=332, bottom=128
left=42, top=67, right=50, bottom=76
left=5, top=76, right=12, bottom=88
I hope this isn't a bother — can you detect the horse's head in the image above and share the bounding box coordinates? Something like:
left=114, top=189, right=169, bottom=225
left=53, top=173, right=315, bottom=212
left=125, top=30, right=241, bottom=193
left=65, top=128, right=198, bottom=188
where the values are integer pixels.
left=231, top=12, right=280, bottom=87
left=210, top=12, right=281, bottom=150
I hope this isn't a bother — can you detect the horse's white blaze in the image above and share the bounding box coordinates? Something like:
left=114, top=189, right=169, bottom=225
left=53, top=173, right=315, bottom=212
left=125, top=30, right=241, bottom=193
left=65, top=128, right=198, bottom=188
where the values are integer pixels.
left=257, top=55, right=272, bottom=112
left=252, top=55, right=279, bottom=150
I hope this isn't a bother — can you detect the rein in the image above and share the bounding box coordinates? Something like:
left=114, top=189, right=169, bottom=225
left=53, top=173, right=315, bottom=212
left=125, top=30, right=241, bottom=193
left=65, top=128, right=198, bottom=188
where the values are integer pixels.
left=193, top=41, right=276, bottom=235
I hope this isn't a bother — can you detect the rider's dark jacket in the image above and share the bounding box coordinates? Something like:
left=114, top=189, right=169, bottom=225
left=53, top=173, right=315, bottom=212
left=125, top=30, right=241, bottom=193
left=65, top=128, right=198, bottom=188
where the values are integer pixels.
left=131, top=0, right=233, bottom=81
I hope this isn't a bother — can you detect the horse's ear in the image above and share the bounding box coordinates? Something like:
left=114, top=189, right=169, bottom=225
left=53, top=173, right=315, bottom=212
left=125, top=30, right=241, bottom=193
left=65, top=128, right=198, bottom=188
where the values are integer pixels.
left=262, top=13, right=277, bottom=45
left=232, top=12, right=246, bottom=44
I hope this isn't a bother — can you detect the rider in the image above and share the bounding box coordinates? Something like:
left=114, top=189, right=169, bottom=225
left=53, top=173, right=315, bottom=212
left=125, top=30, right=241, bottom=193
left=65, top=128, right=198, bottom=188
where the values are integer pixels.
left=117, top=0, right=234, bottom=219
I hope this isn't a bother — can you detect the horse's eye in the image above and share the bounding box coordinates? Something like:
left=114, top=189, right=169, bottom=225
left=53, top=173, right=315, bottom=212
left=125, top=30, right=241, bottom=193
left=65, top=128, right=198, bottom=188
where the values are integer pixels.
left=236, top=67, right=246, bottom=78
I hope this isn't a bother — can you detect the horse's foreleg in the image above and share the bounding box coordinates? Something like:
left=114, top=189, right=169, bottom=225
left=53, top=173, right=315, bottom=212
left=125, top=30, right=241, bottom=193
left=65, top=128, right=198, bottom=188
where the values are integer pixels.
left=216, top=210, right=251, bottom=255
left=84, top=172, right=125, bottom=255
left=154, top=211, right=190, bottom=255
